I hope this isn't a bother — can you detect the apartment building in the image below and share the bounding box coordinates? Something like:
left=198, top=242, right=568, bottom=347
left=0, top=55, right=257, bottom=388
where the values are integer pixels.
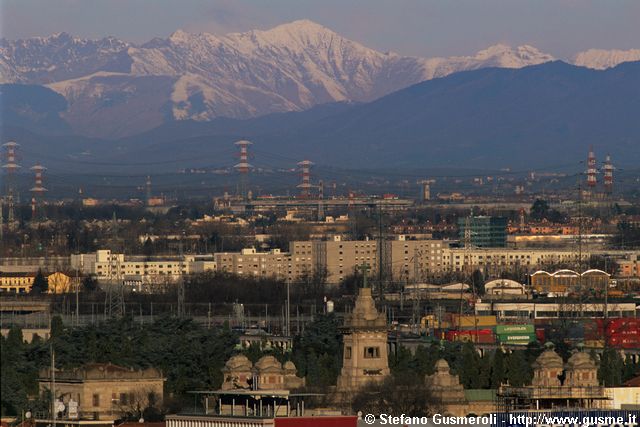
left=389, top=236, right=445, bottom=282
left=71, top=250, right=216, bottom=283
left=617, top=253, right=640, bottom=277
left=214, top=235, right=446, bottom=284
left=214, top=248, right=312, bottom=281
left=442, top=248, right=586, bottom=274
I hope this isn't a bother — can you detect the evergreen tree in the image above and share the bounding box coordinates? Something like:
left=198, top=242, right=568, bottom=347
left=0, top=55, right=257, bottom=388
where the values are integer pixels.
left=506, top=350, right=531, bottom=386
left=598, top=348, right=624, bottom=386
left=31, top=270, right=48, bottom=294
left=623, top=354, right=637, bottom=382
left=458, top=342, right=481, bottom=388
left=491, top=349, right=506, bottom=388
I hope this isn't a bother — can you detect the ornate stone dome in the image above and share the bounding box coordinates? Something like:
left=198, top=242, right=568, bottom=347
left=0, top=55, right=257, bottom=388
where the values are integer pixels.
left=533, top=348, right=564, bottom=370
left=283, top=361, right=297, bottom=373
left=435, top=358, right=451, bottom=373
left=223, top=354, right=252, bottom=371
left=567, top=351, right=596, bottom=370
left=254, top=355, right=283, bottom=373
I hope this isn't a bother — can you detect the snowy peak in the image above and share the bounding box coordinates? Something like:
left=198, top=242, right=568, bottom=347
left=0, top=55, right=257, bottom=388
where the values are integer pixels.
left=573, top=48, right=640, bottom=70
left=473, top=43, right=555, bottom=67
left=2, top=20, right=639, bottom=137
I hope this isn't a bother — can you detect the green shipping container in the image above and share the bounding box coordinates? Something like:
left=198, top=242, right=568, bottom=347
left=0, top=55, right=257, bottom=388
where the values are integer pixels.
left=498, top=333, right=536, bottom=343
left=496, top=324, right=534, bottom=335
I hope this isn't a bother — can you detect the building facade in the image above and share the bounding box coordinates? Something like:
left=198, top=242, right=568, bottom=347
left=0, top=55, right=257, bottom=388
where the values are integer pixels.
left=458, top=216, right=507, bottom=248
left=39, top=363, right=164, bottom=421
left=71, top=250, right=215, bottom=284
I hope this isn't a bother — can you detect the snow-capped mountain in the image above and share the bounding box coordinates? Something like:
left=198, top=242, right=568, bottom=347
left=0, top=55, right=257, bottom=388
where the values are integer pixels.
left=0, top=32, right=131, bottom=84
left=573, top=48, right=640, bottom=70
left=1, top=20, right=637, bottom=138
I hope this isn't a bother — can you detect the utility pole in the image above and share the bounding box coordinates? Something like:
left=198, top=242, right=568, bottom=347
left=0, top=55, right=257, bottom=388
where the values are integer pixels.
left=376, top=202, right=386, bottom=300
left=286, top=278, right=291, bottom=336
left=49, top=313, right=56, bottom=427
left=177, top=232, right=186, bottom=318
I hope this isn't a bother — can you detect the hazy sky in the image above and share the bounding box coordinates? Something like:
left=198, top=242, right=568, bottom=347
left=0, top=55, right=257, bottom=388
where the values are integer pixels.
left=1, top=0, right=639, bottom=59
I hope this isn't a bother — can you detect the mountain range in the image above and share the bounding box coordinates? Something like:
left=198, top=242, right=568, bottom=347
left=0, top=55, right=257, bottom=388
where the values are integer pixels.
left=1, top=20, right=640, bottom=172
left=3, top=20, right=639, bottom=138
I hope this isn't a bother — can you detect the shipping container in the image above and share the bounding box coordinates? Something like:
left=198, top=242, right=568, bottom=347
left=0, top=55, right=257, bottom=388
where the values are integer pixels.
left=496, top=324, right=534, bottom=335
left=450, top=315, right=497, bottom=328
left=445, top=329, right=496, bottom=344
left=497, top=333, right=537, bottom=343
left=608, top=335, right=639, bottom=349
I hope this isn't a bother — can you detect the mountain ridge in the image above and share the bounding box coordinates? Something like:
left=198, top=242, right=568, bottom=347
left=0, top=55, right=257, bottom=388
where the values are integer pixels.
left=2, top=20, right=639, bottom=139
left=4, top=60, right=639, bottom=172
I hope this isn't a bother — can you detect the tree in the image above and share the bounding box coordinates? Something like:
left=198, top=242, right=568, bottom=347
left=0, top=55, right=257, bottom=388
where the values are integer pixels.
left=506, top=351, right=531, bottom=386
left=291, top=314, right=342, bottom=389
left=530, top=199, right=550, bottom=222
left=458, top=342, right=481, bottom=388
left=351, top=372, right=436, bottom=417
left=491, top=349, right=506, bottom=388
left=82, top=275, right=99, bottom=292
left=610, top=221, right=640, bottom=249
left=529, top=199, right=566, bottom=223
left=598, top=348, right=624, bottom=386
left=31, top=270, right=48, bottom=294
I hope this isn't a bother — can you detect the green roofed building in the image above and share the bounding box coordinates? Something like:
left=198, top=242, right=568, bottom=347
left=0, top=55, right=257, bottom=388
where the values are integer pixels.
left=458, top=216, right=508, bottom=248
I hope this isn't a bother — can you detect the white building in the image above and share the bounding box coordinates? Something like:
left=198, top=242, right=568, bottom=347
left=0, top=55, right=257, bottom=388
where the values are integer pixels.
left=71, top=250, right=216, bottom=285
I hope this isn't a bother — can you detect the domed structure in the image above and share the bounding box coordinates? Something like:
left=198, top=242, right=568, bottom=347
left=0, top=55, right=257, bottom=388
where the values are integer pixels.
left=434, top=358, right=451, bottom=373
left=565, top=351, right=598, bottom=387
left=254, top=355, right=282, bottom=372
left=283, top=361, right=297, bottom=374
left=282, top=361, right=305, bottom=389
left=532, top=345, right=564, bottom=387
left=425, top=359, right=467, bottom=415
left=221, top=354, right=253, bottom=390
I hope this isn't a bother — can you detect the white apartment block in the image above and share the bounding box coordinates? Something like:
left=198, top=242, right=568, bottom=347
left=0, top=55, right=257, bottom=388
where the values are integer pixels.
left=442, top=248, right=588, bottom=274
left=214, top=248, right=312, bottom=282
left=71, top=250, right=216, bottom=284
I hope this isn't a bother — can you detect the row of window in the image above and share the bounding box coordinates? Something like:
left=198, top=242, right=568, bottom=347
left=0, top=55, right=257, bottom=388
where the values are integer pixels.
left=344, top=346, right=381, bottom=359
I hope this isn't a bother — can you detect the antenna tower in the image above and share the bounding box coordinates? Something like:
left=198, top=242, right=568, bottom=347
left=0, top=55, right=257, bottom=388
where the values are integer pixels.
left=2, top=141, right=20, bottom=230
left=297, top=160, right=314, bottom=198
left=603, top=154, right=614, bottom=195
left=145, top=175, right=152, bottom=205
left=234, top=140, right=253, bottom=200
left=586, top=146, right=597, bottom=191
left=30, top=164, right=47, bottom=220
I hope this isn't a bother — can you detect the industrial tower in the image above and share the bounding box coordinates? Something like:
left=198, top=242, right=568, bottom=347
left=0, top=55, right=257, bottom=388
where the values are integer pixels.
left=417, top=179, right=435, bottom=202
left=2, top=141, right=21, bottom=230
left=297, top=160, right=314, bottom=198
left=30, top=164, right=47, bottom=220
left=586, top=146, right=597, bottom=190
left=145, top=175, right=152, bottom=205
left=234, top=140, right=253, bottom=200
left=603, top=154, right=614, bottom=194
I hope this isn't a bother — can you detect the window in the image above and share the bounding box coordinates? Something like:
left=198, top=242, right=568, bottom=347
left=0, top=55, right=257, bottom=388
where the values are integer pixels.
left=364, top=347, right=380, bottom=358
left=345, top=346, right=352, bottom=359
left=120, top=393, right=128, bottom=404
left=92, top=394, right=100, bottom=407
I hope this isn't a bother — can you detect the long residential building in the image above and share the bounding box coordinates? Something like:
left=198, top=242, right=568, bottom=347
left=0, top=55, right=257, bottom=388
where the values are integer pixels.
left=71, top=250, right=216, bottom=285
left=216, top=236, right=445, bottom=284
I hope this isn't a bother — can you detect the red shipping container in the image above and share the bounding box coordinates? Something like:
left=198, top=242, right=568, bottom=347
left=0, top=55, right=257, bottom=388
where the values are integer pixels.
left=608, top=335, right=639, bottom=349
left=275, top=416, right=358, bottom=427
